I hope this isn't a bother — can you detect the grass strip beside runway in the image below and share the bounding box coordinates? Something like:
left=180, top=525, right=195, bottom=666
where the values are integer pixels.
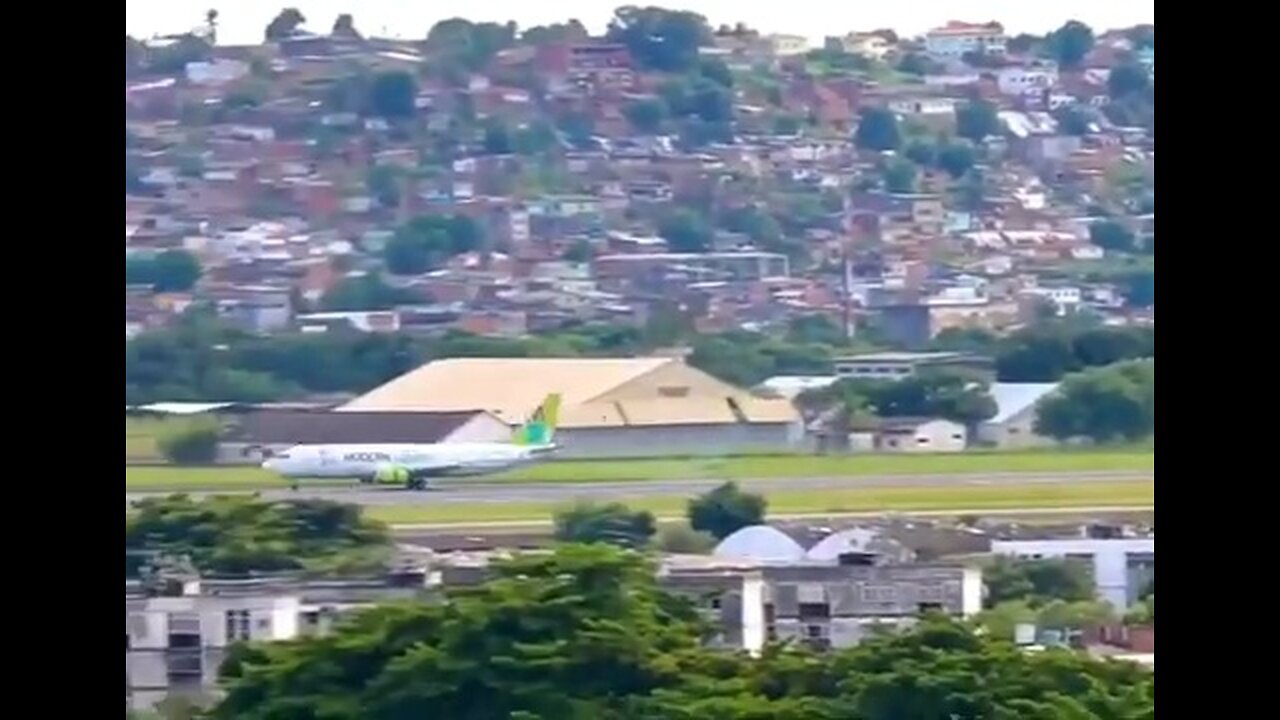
left=126, top=450, right=1154, bottom=491
left=362, top=480, right=1155, bottom=526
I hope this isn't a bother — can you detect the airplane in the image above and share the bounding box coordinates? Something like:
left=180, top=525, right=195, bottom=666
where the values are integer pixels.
left=260, top=394, right=561, bottom=490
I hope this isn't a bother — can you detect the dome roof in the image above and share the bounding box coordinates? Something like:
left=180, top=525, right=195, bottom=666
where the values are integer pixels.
left=713, top=525, right=806, bottom=561
left=805, top=526, right=913, bottom=563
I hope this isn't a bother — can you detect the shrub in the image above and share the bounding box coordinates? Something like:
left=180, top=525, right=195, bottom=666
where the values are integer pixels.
left=157, top=417, right=222, bottom=465
left=654, top=522, right=718, bottom=553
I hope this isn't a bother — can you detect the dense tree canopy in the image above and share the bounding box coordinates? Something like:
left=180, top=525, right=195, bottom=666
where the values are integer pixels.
left=1046, top=20, right=1095, bottom=69
left=624, top=98, right=669, bottom=134
left=607, top=5, right=712, bottom=73
left=320, top=273, right=422, bottom=311
left=955, top=100, right=1001, bottom=142
left=264, top=8, right=306, bottom=41
left=368, top=71, right=417, bottom=119
left=384, top=214, right=484, bottom=274
left=126, top=250, right=202, bottom=292
left=853, top=107, right=901, bottom=152
left=658, top=208, right=714, bottom=253
left=213, top=545, right=1155, bottom=720
left=555, top=502, right=658, bottom=549
left=687, top=482, right=766, bottom=539
left=1035, top=359, right=1154, bottom=443
left=800, top=371, right=998, bottom=427
left=126, top=495, right=390, bottom=577
left=426, top=18, right=517, bottom=71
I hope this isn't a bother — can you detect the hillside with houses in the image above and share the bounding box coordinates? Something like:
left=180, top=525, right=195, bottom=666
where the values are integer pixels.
left=126, top=7, right=1154, bottom=447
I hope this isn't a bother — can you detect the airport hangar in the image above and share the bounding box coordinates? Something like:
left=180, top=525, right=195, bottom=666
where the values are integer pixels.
left=330, top=356, right=803, bottom=458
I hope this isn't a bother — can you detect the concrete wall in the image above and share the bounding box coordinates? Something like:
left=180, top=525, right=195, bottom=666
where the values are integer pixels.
left=556, top=422, right=801, bottom=458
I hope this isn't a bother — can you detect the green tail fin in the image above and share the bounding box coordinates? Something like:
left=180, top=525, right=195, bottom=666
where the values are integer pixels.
left=512, top=393, right=561, bottom=446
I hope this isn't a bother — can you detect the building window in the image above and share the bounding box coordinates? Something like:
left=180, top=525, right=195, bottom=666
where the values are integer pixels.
left=798, top=602, right=831, bottom=619
left=861, top=585, right=898, bottom=602
left=226, top=610, right=251, bottom=643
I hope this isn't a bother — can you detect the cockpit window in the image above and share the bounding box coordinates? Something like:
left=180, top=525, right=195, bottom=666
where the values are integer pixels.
left=274, top=453, right=291, bottom=460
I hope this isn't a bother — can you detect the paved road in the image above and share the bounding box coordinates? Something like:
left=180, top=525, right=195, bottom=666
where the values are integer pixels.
left=125, top=471, right=1152, bottom=508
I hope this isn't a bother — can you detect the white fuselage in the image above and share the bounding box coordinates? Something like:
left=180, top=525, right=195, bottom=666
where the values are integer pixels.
left=261, top=442, right=552, bottom=481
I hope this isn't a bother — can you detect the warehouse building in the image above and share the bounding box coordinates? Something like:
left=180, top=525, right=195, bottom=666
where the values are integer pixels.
left=336, top=357, right=802, bottom=458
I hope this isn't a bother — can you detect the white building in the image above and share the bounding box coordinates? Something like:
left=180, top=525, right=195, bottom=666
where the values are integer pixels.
left=924, top=21, right=1006, bottom=58
left=991, top=536, right=1155, bottom=610
left=977, top=383, right=1060, bottom=448
left=834, top=352, right=993, bottom=381
left=872, top=417, right=968, bottom=453
left=996, top=66, right=1059, bottom=96
left=127, top=593, right=301, bottom=711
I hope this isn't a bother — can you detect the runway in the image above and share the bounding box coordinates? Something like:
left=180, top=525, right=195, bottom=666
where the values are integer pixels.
left=125, top=471, right=1152, bottom=508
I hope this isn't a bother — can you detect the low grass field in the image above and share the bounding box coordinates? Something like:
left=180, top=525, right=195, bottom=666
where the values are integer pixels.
left=361, top=480, right=1155, bottom=526
left=125, top=449, right=1154, bottom=492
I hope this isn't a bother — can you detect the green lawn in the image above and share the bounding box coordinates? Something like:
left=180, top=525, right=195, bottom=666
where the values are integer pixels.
left=125, top=450, right=1154, bottom=492
left=364, top=480, right=1155, bottom=526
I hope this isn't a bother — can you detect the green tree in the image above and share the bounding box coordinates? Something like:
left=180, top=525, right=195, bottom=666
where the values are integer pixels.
left=1108, top=62, right=1150, bottom=99
left=1053, top=105, right=1092, bottom=136
left=936, top=142, right=976, bottom=178
left=1046, top=20, right=1095, bottom=69
left=563, top=238, right=594, bottom=263
left=156, top=416, right=221, bottom=465
left=688, top=482, right=766, bottom=540
left=426, top=18, right=517, bottom=71
left=854, top=107, right=901, bottom=151
left=1089, top=219, right=1136, bottom=252
left=522, top=19, right=589, bottom=45
left=624, top=98, right=669, bottom=134
left=785, top=315, right=844, bottom=346
left=366, top=165, right=402, bottom=208
left=984, top=556, right=1096, bottom=607
left=368, top=71, right=416, bottom=119
left=127, top=495, right=390, bottom=578
left=903, top=139, right=937, bottom=166
left=1008, top=33, right=1041, bottom=55
left=698, top=57, right=734, bottom=87
left=554, top=502, right=657, bottom=549
left=321, top=273, right=420, bottom=311
left=855, top=371, right=997, bottom=426
left=772, top=115, right=801, bottom=136
left=607, top=5, right=711, bottom=72
left=659, top=209, right=713, bottom=253
left=558, top=112, right=596, bottom=149
left=383, top=215, right=483, bottom=274
left=483, top=119, right=514, bottom=154
left=955, top=100, right=1000, bottom=142
left=995, top=328, right=1080, bottom=382
left=896, top=52, right=930, bottom=76
left=513, top=120, right=557, bottom=155
left=332, top=13, right=361, bottom=38
left=126, top=250, right=203, bottom=292
left=1071, top=327, right=1150, bottom=368
left=883, top=158, right=917, bottom=193
left=264, top=8, right=305, bottom=41
left=1123, top=270, right=1155, bottom=307
left=214, top=545, right=706, bottom=720
left=654, top=522, right=718, bottom=553
left=1035, top=360, right=1154, bottom=443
